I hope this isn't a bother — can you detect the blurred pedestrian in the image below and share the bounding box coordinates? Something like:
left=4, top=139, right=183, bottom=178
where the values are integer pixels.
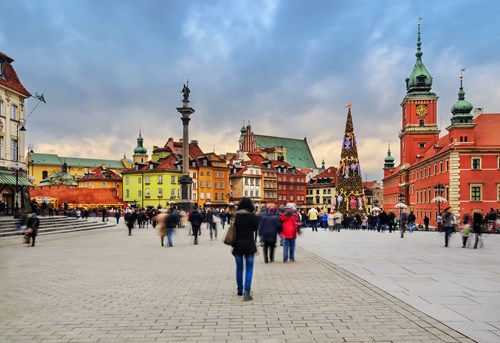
left=442, top=207, right=456, bottom=247
left=26, top=213, right=40, bottom=247
left=258, top=205, right=281, bottom=263
left=165, top=207, right=180, bottom=247
left=188, top=204, right=203, bottom=245
left=472, top=211, right=483, bottom=249
left=155, top=210, right=168, bottom=246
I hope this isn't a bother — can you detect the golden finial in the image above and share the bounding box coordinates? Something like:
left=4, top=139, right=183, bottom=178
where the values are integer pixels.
left=345, top=102, right=352, bottom=109
left=460, top=68, right=465, bottom=79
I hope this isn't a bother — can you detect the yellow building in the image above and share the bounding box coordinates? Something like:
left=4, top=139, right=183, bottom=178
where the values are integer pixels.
left=27, top=151, right=132, bottom=186
left=122, top=155, right=182, bottom=208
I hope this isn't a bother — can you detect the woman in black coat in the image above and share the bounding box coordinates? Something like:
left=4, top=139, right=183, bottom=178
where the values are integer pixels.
left=232, top=197, right=259, bottom=301
left=258, top=206, right=281, bottom=263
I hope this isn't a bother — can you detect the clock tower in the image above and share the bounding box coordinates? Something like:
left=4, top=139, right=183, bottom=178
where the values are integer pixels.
left=399, top=21, right=440, bottom=167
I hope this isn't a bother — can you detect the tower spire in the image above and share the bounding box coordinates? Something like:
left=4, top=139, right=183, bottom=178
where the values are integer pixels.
left=405, top=18, right=433, bottom=95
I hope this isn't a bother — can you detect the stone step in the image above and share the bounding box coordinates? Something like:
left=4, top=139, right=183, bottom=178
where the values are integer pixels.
left=0, top=216, right=116, bottom=240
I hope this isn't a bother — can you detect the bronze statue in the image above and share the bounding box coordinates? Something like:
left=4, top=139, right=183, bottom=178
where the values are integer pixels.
left=181, top=83, right=190, bottom=101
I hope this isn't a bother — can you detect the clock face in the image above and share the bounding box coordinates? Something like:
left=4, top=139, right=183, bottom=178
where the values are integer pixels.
left=416, top=104, right=428, bottom=117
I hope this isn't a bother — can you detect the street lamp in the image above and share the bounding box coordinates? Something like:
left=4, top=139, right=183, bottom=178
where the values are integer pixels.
left=14, top=119, right=26, bottom=218
left=433, top=183, right=445, bottom=216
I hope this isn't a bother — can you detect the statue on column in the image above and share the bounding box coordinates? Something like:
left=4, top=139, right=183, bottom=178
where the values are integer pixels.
left=181, top=82, right=190, bottom=101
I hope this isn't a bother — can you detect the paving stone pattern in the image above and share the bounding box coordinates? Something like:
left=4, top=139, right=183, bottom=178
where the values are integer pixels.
left=0, top=225, right=475, bottom=342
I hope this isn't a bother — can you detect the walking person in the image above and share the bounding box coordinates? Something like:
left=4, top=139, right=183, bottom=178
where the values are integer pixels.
left=165, top=207, right=180, bottom=247
left=461, top=214, right=471, bottom=248
left=472, top=211, right=483, bottom=249
left=115, top=210, right=121, bottom=224
left=155, top=210, right=168, bottom=246
left=280, top=203, right=301, bottom=263
left=399, top=210, right=408, bottom=238
left=307, top=207, right=318, bottom=232
left=408, top=211, right=416, bottom=233
left=125, top=210, right=137, bottom=236
left=207, top=208, right=217, bottom=240
left=424, top=215, right=430, bottom=231
left=333, top=210, right=343, bottom=232
left=442, top=207, right=456, bottom=247
left=231, top=197, right=258, bottom=301
left=327, top=210, right=335, bottom=232
left=219, top=209, right=227, bottom=230
left=188, top=204, right=203, bottom=245
left=26, top=213, right=40, bottom=247
left=258, top=206, right=281, bottom=263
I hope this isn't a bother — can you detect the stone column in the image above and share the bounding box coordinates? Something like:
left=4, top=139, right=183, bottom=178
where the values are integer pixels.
left=176, top=86, right=195, bottom=211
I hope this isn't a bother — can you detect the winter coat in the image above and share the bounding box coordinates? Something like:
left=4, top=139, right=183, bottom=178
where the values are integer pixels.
left=165, top=211, right=180, bottom=228
left=280, top=211, right=299, bottom=239
left=232, top=210, right=259, bottom=256
left=155, top=213, right=167, bottom=236
left=258, top=212, right=281, bottom=244
left=27, top=216, right=40, bottom=237
left=188, top=210, right=203, bottom=229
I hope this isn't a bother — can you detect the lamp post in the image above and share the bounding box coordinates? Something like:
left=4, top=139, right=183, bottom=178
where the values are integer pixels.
left=176, top=82, right=195, bottom=211
left=398, top=193, right=405, bottom=238
left=433, top=183, right=445, bottom=217
left=14, top=119, right=26, bottom=218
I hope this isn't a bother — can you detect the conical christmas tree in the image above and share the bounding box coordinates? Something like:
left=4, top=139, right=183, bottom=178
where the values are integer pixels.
left=335, top=106, right=366, bottom=215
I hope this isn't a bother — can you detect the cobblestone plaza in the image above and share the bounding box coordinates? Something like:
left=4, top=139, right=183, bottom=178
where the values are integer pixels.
left=1, top=224, right=499, bottom=342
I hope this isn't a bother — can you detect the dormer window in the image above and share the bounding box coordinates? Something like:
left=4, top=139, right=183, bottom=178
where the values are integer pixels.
left=0, top=62, right=3, bottom=78
left=417, top=75, right=426, bottom=85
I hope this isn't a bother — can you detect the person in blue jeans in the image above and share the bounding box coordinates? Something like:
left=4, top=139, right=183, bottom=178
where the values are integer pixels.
left=165, top=207, right=180, bottom=247
left=231, top=197, right=259, bottom=301
left=280, top=203, right=300, bottom=262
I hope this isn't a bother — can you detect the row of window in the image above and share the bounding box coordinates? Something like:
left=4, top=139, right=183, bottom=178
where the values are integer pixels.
left=199, top=180, right=225, bottom=189
left=0, top=137, right=18, bottom=161
left=277, top=195, right=305, bottom=202
left=277, top=176, right=305, bottom=183
left=0, top=100, right=18, bottom=120
left=125, top=188, right=178, bottom=198
left=412, top=159, right=449, bottom=180
left=307, top=189, right=333, bottom=195
left=199, top=170, right=225, bottom=178
left=278, top=184, right=305, bottom=191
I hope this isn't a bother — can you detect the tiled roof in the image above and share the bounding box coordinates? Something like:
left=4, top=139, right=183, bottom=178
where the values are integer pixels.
left=414, top=113, right=500, bottom=167
left=474, top=113, right=500, bottom=147
left=77, top=166, right=122, bottom=181
left=30, top=153, right=127, bottom=169
left=254, top=135, right=317, bottom=169
left=310, top=166, right=337, bottom=185
left=0, top=51, right=31, bottom=97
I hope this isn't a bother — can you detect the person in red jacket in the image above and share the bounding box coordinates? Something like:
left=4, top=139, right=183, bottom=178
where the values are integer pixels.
left=280, top=203, right=300, bottom=262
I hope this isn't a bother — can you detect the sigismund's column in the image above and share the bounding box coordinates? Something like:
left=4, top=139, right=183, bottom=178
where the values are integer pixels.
left=176, top=83, right=195, bottom=211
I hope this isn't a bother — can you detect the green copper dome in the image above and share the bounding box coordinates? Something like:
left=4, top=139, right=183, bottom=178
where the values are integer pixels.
left=384, top=144, right=395, bottom=168
left=134, top=131, right=147, bottom=154
left=451, top=74, right=473, bottom=125
left=406, top=22, right=433, bottom=95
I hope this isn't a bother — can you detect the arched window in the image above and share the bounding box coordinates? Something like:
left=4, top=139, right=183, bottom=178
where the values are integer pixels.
left=42, top=170, right=48, bottom=179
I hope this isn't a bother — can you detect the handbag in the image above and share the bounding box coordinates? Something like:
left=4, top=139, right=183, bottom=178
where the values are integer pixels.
left=223, top=221, right=236, bottom=246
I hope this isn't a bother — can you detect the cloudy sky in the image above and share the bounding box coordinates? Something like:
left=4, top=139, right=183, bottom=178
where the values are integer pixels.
left=2, top=0, right=500, bottom=181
